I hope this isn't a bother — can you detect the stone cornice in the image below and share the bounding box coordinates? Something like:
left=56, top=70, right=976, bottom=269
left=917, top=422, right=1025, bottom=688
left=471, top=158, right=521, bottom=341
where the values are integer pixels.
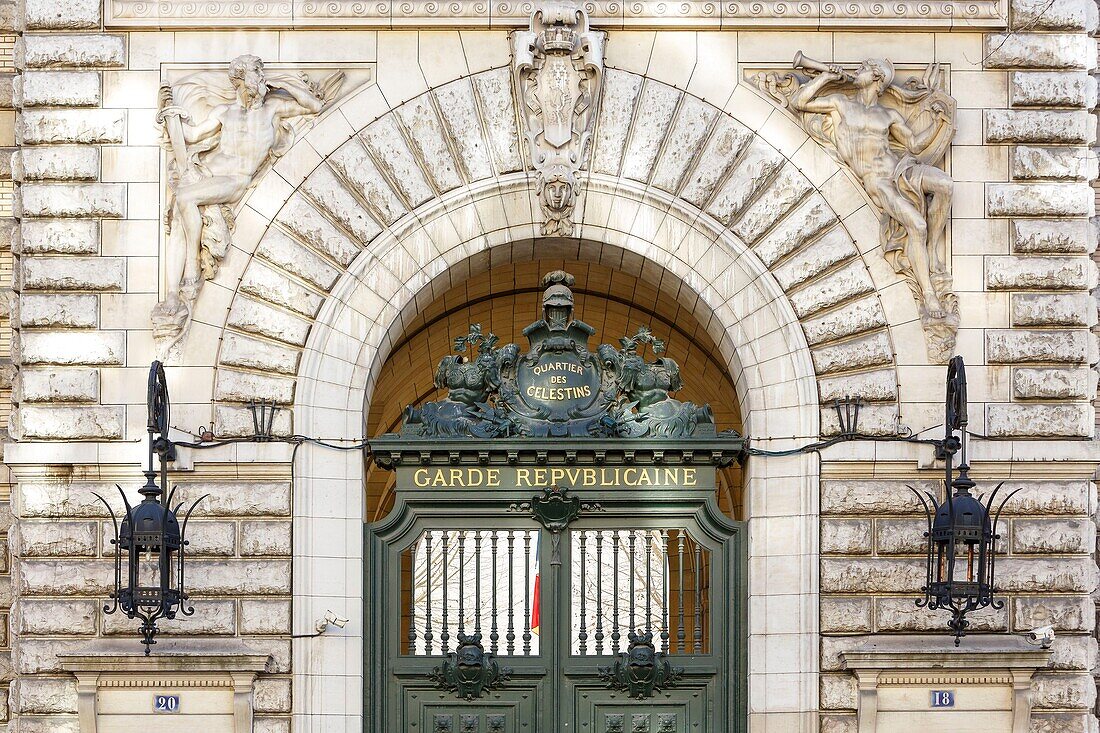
left=103, top=0, right=1007, bottom=30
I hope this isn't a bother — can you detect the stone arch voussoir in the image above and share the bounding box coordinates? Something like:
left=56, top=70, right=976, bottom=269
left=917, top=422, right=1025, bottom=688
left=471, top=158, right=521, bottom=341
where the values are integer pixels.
left=206, top=65, right=903, bottom=439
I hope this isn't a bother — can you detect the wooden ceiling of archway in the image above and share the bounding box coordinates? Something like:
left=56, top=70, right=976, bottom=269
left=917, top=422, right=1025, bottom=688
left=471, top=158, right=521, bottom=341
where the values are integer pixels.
left=364, top=260, right=743, bottom=520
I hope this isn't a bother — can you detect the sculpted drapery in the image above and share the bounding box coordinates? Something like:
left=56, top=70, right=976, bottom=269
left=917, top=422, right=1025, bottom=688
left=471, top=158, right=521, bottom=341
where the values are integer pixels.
left=152, top=55, right=344, bottom=356
left=754, top=54, right=959, bottom=363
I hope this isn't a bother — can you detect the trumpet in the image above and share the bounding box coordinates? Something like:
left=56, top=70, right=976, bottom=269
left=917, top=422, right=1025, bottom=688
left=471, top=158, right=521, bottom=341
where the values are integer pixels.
left=792, top=51, right=853, bottom=82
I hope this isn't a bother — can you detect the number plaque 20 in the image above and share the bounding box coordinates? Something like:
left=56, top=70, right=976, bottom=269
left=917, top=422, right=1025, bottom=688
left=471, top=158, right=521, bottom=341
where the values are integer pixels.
left=153, top=694, right=181, bottom=713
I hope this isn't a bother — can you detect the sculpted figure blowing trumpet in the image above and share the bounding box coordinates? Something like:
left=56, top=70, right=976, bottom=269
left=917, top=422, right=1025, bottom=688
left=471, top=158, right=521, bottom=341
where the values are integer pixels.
left=755, top=53, right=958, bottom=362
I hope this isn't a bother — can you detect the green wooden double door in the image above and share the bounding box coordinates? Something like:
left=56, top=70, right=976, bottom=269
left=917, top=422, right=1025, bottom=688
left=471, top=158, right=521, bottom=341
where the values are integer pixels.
left=365, top=486, right=746, bottom=733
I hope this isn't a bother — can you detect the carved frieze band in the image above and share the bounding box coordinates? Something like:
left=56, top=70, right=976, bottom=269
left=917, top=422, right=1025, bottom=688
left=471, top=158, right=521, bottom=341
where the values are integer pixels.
left=105, top=0, right=1006, bottom=28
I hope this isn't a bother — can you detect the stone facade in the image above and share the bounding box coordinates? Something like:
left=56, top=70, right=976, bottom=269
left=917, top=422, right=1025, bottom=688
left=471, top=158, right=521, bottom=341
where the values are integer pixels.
left=0, top=0, right=1095, bottom=731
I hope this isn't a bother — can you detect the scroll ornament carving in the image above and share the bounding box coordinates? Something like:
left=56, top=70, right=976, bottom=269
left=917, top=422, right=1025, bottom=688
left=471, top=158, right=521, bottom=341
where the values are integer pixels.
left=152, top=55, right=344, bottom=357
left=512, top=3, right=604, bottom=236
left=752, top=54, right=959, bottom=363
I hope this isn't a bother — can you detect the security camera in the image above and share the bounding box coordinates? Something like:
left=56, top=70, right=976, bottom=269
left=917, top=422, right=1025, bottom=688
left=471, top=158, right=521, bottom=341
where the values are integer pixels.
left=313, top=610, right=350, bottom=635
left=1025, top=625, right=1055, bottom=649
left=325, top=610, right=349, bottom=628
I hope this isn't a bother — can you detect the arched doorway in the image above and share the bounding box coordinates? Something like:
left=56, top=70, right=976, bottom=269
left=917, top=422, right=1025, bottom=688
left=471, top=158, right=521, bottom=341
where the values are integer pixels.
left=363, top=256, right=745, bottom=524
left=363, top=266, right=747, bottom=731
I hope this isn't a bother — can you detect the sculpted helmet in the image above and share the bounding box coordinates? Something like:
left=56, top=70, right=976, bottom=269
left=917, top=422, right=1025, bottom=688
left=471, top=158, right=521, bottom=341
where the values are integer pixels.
left=542, top=270, right=575, bottom=330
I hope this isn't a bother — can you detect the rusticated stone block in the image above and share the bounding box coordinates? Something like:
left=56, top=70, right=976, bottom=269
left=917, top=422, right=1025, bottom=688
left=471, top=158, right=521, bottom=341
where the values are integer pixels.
left=875, top=597, right=1007, bottom=631
left=820, top=519, right=871, bottom=555
left=986, top=328, right=1089, bottom=363
left=996, top=557, right=1097, bottom=592
left=19, top=110, right=124, bottom=145
left=254, top=678, right=292, bottom=713
left=19, top=331, right=124, bottom=365
left=801, top=298, right=886, bottom=346
left=240, top=599, right=292, bottom=635
left=1011, top=293, right=1094, bottom=327
left=22, top=256, right=123, bottom=291
left=257, top=228, right=340, bottom=291
left=820, top=558, right=924, bottom=593
left=820, top=403, right=898, bottom=436
left=220, top=332, right=300, bottom=376
left=1012, top=146, right=1096, bottom=181
left=9, top=638, right=78, bottom=674
left=1031, top=712, right=1095, bottom=732
left=15, top=519, right=97, bottom=556
left=227, top=298, right=311, bottom=346
left=18, top=219, right=98, bottom=254
left=1013, top=367, right=1092, bottom=399
left=818, top=369, right=897, bottom=403
left=987, top=403, right=1093, bottom=437
left=820, top=715, right=857, bottom=733
left=13, top=406, right=123, bottom=440
left=102, top=598, right=236, bottom=636
left=10, top=677, right=78, bottom=714
left=7, top=715, right=78, bottom=732
left=1012, top=219, right=1095, bottom=254
left=181, top=521, right=236, bottom=556
left=276, top=195, right=359, bottom=267
left=820, top=597, right=871, bottom=633
left=18, top=71, right=100, bottom=107
left=11, top=600, right=95, bottom=637
left=820, top=674, right=856, bottom=710
left=1010, top=71, right=1097, bottom=107
left=997, top=480, right=1091, bottom=515
left=986, top=256, right=1092, bottom=290
left=986, top=110, right=1093, bottom=145
left=1010, top=0, right=1099, bottom=30
left=22, top=34, right=126, bottom=68
left=240, top=262, right=323, bottom=318
left=810, top=331, right=892, bottom=375
left=1012, top=518, right=1093, bottom=553
left=1045, top=635, right=1098, bottom=671
left=771, top=228, right=858, bottom=292
left=874, top=518, right=926, bottom=555
left=19, top=483, right=116, bottom=517
left=1013, top=595, right=1094, bottom=631
left=19, top=294, right=97, bottom=328
left=17, top=146, right=99, bottom=182
left=984, top=33, right=1094, bottom=69
left=16, top=559, right=111, bottom=596
left=1031, top=672, right=1095, bottom=710
left=214, top=404, right=293, bottom=438
left=214, top=368, right=295, bottom=405
left=987, top=183, right=1093, bottom=217
left=752, top=197, right=837, bottom=268
left=255, top=718, right=292, bottom=733
left=240, top=520, right=292, bottom=556
left=788, top=260, right=874, bottom=318
left=187, top=560, right=292, bottom=595
left=732, top=165, right=814, bottom=245
left=821, top=480, right=930, bottom=515
left=169, top=482, right=291, bottom=517
left=22, top=0, right=99, bottom=28
left=21, top=184, right=125, bottom=218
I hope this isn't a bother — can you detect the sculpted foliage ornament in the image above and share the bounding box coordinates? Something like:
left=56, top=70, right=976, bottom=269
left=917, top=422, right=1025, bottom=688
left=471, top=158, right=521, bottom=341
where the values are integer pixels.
left=513, top=2, right=604, bottom=236
left=752, top=53, right=959, bottom=362
left=401, top=272, right=723, bottom=440
left=153, top=55, right=344, bottom=357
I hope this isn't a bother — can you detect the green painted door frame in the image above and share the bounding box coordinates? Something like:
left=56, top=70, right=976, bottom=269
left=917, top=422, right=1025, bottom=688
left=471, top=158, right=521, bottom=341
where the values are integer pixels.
left=364, top=438, right=747, bottom=733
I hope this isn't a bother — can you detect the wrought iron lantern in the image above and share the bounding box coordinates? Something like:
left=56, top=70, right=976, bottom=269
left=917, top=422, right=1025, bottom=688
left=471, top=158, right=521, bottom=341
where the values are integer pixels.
left=96, top=361, right=205, bottom=654
left=911, top=356, right=1018, bottom=645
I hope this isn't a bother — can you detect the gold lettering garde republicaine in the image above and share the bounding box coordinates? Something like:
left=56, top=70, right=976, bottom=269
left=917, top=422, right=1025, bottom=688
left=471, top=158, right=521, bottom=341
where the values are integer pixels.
left=411, top=466, right=698, bottom=489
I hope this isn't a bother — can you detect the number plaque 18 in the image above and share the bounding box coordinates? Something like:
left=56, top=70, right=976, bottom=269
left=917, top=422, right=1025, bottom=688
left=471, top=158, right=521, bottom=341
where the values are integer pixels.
left=930, top=690, right=955, bottom=708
